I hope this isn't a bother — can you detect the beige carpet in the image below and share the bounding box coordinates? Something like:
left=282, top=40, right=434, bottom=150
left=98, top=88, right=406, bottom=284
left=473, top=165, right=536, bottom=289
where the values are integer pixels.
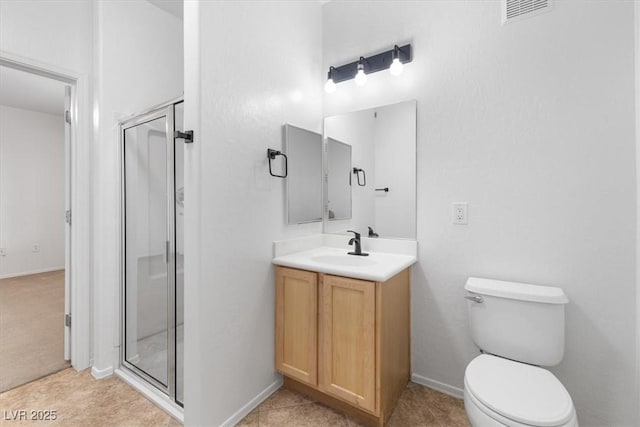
left=0, top=270, right=69, bottom=392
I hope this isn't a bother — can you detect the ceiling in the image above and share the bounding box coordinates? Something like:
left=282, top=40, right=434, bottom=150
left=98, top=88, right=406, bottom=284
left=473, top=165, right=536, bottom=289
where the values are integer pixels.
left=0, top=66, right=67, bottom=116
left=146, top=0, right=183, bottom=20
left=144, top=0, right=328, bottom=19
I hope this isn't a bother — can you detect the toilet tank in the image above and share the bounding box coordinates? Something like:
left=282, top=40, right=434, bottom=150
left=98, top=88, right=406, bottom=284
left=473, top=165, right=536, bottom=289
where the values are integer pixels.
left=465, top=277, right=569, bottom=367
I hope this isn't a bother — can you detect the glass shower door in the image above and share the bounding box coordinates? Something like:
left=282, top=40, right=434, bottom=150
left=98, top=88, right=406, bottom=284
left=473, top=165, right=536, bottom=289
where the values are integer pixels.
left=123, top=110, right=175, bottom=393
left=174, top=101, right=184, bottom=405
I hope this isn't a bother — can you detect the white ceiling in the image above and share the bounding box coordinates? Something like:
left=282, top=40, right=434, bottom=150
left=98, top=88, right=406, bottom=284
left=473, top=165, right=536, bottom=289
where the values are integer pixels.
left=146, top=0, right=183, bottom=20
left=0, top=66, right=67, bottom=116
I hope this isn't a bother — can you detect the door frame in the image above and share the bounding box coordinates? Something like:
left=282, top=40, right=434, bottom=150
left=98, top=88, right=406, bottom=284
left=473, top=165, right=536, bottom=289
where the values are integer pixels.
left=0, top=50, right=92, bottom=370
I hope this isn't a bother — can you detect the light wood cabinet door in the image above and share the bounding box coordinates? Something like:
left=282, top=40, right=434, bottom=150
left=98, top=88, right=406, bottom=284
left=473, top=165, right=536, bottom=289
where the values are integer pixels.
left=275, top=267, right=318, bottom=386
left=319, top=274, right=376, bottom=413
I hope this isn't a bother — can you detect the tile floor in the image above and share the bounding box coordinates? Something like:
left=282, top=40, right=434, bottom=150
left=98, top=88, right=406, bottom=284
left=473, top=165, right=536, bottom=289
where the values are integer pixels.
left=1, top=366, right=468, bottom=426
left=0, top=368, right=180, bottom=427
left=237, top=382, right=470, bottom=427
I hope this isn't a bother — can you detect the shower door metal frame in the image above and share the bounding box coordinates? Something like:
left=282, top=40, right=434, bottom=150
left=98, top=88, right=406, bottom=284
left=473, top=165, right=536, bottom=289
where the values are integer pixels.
left=119, top=99, right=179, bottom=400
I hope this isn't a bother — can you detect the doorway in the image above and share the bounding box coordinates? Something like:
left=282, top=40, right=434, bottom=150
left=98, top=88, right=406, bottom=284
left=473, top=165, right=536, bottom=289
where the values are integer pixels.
left=120, top=100, right=185, bottom=406
left=0, top=65, right=72, bottom=391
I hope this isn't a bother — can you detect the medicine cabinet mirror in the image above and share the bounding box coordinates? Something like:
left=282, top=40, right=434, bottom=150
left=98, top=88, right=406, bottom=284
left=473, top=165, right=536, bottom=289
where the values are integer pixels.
left=323, top=100, right=417, bottom=240
left=326, top=138, right=352, bottom=220
left=284, top=124, right=323, bottom=224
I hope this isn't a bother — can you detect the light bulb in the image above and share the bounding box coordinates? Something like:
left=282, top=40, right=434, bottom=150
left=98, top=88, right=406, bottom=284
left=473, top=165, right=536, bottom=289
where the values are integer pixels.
left=354, top=63, right=367, bottom=87
left=324, top=78, right=336, bottom=94
left=390, top=57, right=403, bottom=76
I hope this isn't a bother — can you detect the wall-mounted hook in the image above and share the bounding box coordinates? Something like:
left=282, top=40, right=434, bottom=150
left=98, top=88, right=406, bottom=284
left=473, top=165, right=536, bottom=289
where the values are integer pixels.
left=268, top=149, right=287, bottom=178
left=353, top=167, right=366, bottom=186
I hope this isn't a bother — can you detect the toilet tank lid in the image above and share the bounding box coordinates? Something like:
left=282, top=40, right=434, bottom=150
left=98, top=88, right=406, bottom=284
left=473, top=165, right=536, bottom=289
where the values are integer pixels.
left=465, top=277, right=569, bottom=304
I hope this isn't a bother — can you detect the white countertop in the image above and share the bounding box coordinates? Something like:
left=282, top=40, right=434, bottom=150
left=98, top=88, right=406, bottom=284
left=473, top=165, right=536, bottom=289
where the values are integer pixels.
left=272, top=246, right=416, bottom=282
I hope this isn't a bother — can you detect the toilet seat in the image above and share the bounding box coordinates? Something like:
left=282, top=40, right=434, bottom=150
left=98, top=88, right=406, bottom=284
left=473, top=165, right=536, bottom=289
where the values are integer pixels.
left=464, top=355, right=576, bottom=427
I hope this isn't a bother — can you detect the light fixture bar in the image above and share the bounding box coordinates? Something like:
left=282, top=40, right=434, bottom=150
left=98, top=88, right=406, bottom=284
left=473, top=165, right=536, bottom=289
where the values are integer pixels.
left=328, top=44, right=412, bottom=84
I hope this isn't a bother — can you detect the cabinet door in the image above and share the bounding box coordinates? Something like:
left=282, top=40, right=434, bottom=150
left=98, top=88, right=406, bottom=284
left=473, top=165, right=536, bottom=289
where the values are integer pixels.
left=275, top=267, right=318, bottom=386
left=319, top=274, right=376, bottom=413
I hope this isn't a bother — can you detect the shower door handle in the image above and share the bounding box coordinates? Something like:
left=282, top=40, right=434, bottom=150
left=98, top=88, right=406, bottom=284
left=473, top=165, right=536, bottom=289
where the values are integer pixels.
left=174, top=130, right=194, bottom=143
left=166, top=241, right=170, bottom=264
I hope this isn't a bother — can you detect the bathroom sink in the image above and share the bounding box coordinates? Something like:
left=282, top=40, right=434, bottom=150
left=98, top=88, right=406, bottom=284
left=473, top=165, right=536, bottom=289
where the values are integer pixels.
left=311, top=255, right=376, bottom=267
left=272, top=244, right=417, bottom=281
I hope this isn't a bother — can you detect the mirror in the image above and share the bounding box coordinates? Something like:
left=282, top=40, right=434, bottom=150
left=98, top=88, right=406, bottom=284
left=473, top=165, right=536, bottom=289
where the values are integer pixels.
left=285, top=124, right=323, bottom=224
left=324, top=100, right=417, bottom=240
left=326, top=138, right=352, bottom=220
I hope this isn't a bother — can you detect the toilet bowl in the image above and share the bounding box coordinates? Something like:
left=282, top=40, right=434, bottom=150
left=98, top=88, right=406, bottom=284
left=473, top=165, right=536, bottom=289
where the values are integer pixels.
left=463, top=278, right=578, bottom=427
left=464, top=354, right=578, bottom=427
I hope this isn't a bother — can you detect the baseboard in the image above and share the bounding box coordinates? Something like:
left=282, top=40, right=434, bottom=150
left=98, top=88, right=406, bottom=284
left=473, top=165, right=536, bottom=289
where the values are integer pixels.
left=91, top=365, right=114, bottom=380
left=115, top=368, right=183, bottom=423
left=221, top=376, right=284, bottom=427
left=0, top=266, right=65, bottom=280
left=411, top=373, right=464, bottom=399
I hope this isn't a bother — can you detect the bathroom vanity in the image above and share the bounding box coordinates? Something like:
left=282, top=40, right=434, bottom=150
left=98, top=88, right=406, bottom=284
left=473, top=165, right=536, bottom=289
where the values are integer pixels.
left=273, top=242, right=415, bottom=426
left=273, top=99, right=418, bottom=425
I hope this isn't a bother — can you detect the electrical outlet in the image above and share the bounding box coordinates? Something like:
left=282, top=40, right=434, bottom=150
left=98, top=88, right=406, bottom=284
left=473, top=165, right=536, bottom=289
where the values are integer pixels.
left=452, top=203, right=468, bottom=225
left=32, top=244, right=40, bottom=253
left=0, top=248, right=6, bottom=257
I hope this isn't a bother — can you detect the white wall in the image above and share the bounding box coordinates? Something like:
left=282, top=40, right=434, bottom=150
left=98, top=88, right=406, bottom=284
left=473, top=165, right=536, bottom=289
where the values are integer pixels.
left=92, top=0, right=183, bottom=374
left=183, top=1, right=323, bottom=424
left=0, top=0, right=92, bottom=76
left=323, top=1, right=636, bottom=426
left=0, top=105, right=65, bottom=278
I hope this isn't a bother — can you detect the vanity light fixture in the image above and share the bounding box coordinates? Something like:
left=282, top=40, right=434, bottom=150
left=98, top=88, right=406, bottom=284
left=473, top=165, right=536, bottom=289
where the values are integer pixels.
left=389, top=45, right=404, bottom=76
left=324, top=43, right=412, bottom=93
left=354, top=58, right=368, bottom=87
left=324, top=66, right=337, bottom=94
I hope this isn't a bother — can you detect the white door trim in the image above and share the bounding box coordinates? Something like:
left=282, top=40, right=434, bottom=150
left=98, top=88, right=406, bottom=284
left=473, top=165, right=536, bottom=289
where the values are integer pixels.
left=634, top=3, right=640, bottom=425
left=64, top=84, right=72, bottom=362
left=0, top=50, right=92, bottom=371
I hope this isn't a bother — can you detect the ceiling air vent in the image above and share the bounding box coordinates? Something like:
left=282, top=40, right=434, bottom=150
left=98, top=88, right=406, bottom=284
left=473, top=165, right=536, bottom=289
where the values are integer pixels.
left=503, top=0, right=552, bottom=24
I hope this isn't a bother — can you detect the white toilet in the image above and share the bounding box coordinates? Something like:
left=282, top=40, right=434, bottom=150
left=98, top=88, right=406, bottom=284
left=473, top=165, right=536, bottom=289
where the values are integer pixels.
left=463, top=277, right=579, bottom=427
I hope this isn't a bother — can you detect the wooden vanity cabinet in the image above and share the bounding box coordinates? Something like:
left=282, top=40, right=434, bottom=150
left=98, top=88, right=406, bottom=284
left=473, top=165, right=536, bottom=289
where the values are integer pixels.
left=319, top=274, right=377, bottom=412
left=275, top=266, right=410, bottom=427
left=275, top=267, right=318, bottom=386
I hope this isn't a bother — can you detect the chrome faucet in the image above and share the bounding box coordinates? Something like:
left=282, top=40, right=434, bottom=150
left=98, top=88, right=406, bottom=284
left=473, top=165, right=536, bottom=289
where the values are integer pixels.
left=347, top=230, right=369, bottom=256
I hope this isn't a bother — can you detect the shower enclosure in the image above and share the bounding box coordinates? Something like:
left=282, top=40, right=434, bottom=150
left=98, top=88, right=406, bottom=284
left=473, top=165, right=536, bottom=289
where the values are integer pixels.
left=120, top=99, right=185, bottom=406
